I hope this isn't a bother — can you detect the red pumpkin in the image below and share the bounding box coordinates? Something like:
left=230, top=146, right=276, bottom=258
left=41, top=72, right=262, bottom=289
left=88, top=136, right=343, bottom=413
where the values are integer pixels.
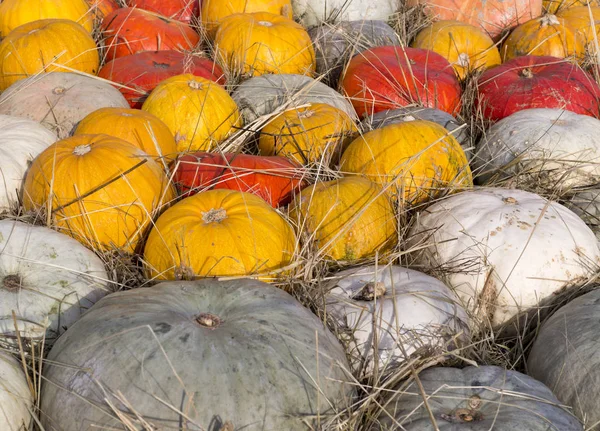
left=340, top=46, right=462, bottom=118
left=476, top=55, right=600, bottom=121
left=172, top=152, right=306, bottom=207
left=101, top=7, right=200, bottom=62
left=98, top=50, right=225, bottom=108
left=127, top=0, right=199, bottom=23
left=88, top=0, right=120, bottom=20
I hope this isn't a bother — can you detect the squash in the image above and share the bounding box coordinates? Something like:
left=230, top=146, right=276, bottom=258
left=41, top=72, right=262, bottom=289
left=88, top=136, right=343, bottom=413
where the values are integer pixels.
left=258, top=103, right=358, bottom=165
left=564, top=188, right=600, bottom=238
left=40, top=279, right=354, bottom=431
left=214, top=12, right=315, bottom=78
left=289, top=176, right=397, bottom=261
left=144, top=189, right=297, bottom=279
left=372, top=365, right=583, bottom=430
left=324, top=265, right=469, bottom=377
left=340, top=46, right=462, bottom=118
left=545, top=0, right=599, bottom=14
left=141, top=74, right=242, bottom=153
left=557, top=6, right=600, bottom=49
left=0, top=219, right=108, bottom=342
left=0, top=351, right=33, bottom=431
left=201, top=0, right=293, bottom=35
left=528, top=288, right=600, bottom=427
left=0, top=115, right=57, bottom=213
left=0, top=19, right=99, bottom=91
left=74, top=107, right=178, bottom=164
left=340, top=120, right=472, bottom=204
left=23, top=134, right=176, bottom=253
left=407, top=188, right=600, bottom=327
left=0, top=0, right=93, bottom=37
left=98, top=50, right=225, bottom=109
left=127, top=0, right=200, bottom=23
left=411, top=20, right=502, bottom=79
left=292, top=0, right=399, bottom=29
left=172, top=151, right=306, bottom=207
left=87, top=0, right=119, bottom=20
left=0, top=72, right=129, bottom=139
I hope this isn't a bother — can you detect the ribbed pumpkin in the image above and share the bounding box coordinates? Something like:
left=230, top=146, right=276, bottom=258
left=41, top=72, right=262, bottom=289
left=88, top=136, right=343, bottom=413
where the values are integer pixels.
left=340, top=120, right=473, bottom=204
left=141, top=74, right=242, bottom=153
left=23, top=134, right=175, bottom=253
left=74, top=108, right=178, bottom=164
left=144, top=189, right=297, bottom=280
left=214, top=12, right=315, bottom=77
left=202, top=0, right=292, bottom=35
left=545, top=0, right=599, bottom=14
left=289, top=177, right=397, bottom=261
left=558, top=5, right=600, bottom=49
left=127, top=0, right=200, bottom=23
left=258, top=103, right=358, bottom=165
left=0, top=0, right=93, bottom=37
left=411, top=20, right=502, bottom=79
left=501, top=14, right=585, bottom=62
left=88, top=0, right=119, bottom=20
left=0, top=19, right=99, bottom=91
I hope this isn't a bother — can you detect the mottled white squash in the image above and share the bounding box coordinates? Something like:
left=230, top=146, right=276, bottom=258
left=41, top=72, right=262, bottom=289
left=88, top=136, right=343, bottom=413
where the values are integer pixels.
left=0, top=351, right=33, bottom=431
left=292, top=0, right=399, bottom=28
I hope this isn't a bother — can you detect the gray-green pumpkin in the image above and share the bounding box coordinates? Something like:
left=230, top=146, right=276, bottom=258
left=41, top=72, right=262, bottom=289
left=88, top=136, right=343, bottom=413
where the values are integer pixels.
left=40, top=279, right=354, bottom=431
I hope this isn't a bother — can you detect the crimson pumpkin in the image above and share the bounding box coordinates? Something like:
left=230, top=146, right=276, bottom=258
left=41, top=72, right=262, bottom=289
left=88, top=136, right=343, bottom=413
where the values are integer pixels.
left=127, top=0, right=199, bottom=23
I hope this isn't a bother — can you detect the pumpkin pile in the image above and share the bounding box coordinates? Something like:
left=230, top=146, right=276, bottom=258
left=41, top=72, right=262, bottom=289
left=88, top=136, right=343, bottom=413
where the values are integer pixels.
left=3, top=0, right=600, bottom=429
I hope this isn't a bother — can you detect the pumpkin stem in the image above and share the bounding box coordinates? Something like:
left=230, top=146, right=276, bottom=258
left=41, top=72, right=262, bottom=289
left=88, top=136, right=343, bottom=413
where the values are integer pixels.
left=3, top=274, right=21, bottom=292
left=202, top=208, right=227, bottom=224
left=297, top=109, right=316, bottom=119
left=540, top=14, right=560, bottom=27
left=73, top=145, right=91, bottom=156
left=520, top=68, right=534, bottom=79
left=196, top=313, right=222, bottom=328
left=352, top=281, right=386, bottom=301
left=502, top=196, right=518, bottom=204
left=188, top=80, right=203, bottom=90
left=52, top=86, right=66, bottom=95
left=257, top=20, right=273, bottom=27
left=457, top=53, right=470, bottom=68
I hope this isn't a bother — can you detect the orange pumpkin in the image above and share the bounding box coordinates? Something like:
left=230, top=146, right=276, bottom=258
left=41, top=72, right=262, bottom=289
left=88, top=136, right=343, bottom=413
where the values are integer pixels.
left=201, top=0, right=292, bottom=35
left=214, top=12, right=315, bottom=77
left=558, top=6, right=600, bottom=48
left=545, top=0, right=599, bottom=14
left=23, top=134, right=176, bottom=253
left=87, top=0, right=120, bottom=20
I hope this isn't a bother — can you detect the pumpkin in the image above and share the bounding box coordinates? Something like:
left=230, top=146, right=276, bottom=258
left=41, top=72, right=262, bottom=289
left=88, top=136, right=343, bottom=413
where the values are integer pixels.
left=0, top=351, right=33, bottom=431
left=340, top=46, right=462, bottom=118
left=564, top=188, right=600, bottom=238
left=501, top=14, right=585, bottom=62
left=557, top=6, right=600, bottom=49
left=308, top=20, right=400, bottom=86
left=87, top=0, right=120, bottom=20
left=0, top=72, right=129, bottom=139
left=214, top=12, right=315, bottom=78
left=0, top=0, right=93, bottom=37
left=232, top=73, right=357, bottom=124
left=98, top=50, right=226, bottom=108
left=127, top=0, right=200, bottom=23
left=258, top=102, right=358, bottom=165
left=324, top=264, right=470, bottom=377
left=340, top=120, right=472, bottom=204
left=141, top=74, right=242, bottom=153
left=528, top=288, right=600, bottom=426
left=0, top=19, right=99, bottom=91
left=474, top=108, right=600, bottom=189
left=101, top=7, right=200, bottom=62
left=476, top=55, right=600, bottom=122
left=74, top=107, right=178, bottom=164
left=0, top=115, right=57, bottom=212
left=40, top=279, right=354, bottom=430
left=288, top=176, right=397, bottom=261
left=0, top=220, right=108, bottom=342
left=545, top=0, right=599, bottom=14
left=23, top=134, right=175, bottom=253
left=406, top=0, right=544, bottom=40
left=407, top=188, right=600, bottom=327
left=292, top=0, right=399, bottom=28
left=372, top=365, right=583, bottom=430
left=144, top=189, right=297, bottom=279
left=411, top=20, right=502, bottom=79
left=201, top=0, right=293, bottom=35
left=172, top=151, right=306, bottom=207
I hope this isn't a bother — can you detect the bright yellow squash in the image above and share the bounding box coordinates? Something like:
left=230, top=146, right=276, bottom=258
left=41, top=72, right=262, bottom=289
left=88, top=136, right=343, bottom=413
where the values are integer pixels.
left=340, top=120, right=472, bottom=205
left=411, top=20, right=502, bottom=80
left=0, top=19, right=99, bottom=91
left=544, top=0, right=599, bottom=14
left=201, top=0, right=292, bottom=36
left=23, top=134, right=176, bottom=253
left=144, top=189, right=297, bottom=280
left=141, top=74, right=242, bottom=153
left=558, top=6, right=600, bottom=49
left=214, top=12, right=315, bottom=77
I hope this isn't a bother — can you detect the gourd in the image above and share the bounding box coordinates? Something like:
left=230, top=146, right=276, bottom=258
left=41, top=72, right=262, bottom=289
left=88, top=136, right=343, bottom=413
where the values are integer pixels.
left=127, top=0, right=200, bottom=23
left=292, top=0, right=399, bottom=29
left=0, top=350, right=33, bottom=431
left=201, top=0, right=293, bottom=35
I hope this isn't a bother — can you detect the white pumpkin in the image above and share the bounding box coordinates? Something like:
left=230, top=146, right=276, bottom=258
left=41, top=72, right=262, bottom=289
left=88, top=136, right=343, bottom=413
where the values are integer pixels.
left=0, top=219, right=109, bottom=342
left=292, top=0, right=399, bottom=29
left=325, top=265, right=470, bottom=377
left=407, top=188, right=600, bottom=327
left=0, top=351, right=33, bottom=431
left=0, top=72, right=129, bottom=138
left=474, top=108, right=600, bottom=188
left=0, top=115, right=57, bottom=212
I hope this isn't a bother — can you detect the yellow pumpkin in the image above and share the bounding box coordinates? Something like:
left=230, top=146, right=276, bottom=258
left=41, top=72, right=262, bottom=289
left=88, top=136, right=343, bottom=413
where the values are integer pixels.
left=501, top=14, right=585, bottom=62
left=201, top=0, right=292, bottom=36
left=289, top=177, right=397, bottom=261
left=23, top=134, right=176, bottom=253
left=558, top=6, right=600, bottom=48
left=141, top=74, right=242, bottom=153
left=258, top=103, right=358, bottom=165
left=0, top=19, right=99, bottom=91
left=340, top=120, right=472, bottom=205
left=74, top=108, right=178, bottom=164
left=214, top=12, right=315, bottom=77
left=544, top=0, right=599, bottom=14
left=411, top=20, right=502, bottom=80
left=144, top=189, right=297, bottom=280
left=0, top=0, right=93, bottom=37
